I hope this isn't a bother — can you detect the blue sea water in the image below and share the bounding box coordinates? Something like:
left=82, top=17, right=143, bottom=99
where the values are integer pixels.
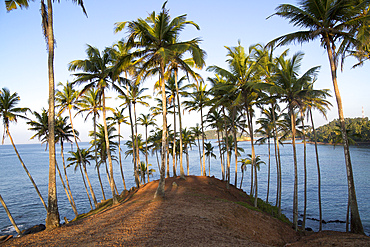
left=0, top=141, right=369, bottom=236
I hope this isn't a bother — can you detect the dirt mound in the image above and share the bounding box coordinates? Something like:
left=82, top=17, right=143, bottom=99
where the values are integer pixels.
left=2, top=176, right=369, bottom=246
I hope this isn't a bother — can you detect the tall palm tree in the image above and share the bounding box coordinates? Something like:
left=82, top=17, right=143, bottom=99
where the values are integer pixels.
left=204, top=141, right=216, bottom=176
left=166, top=50, right=206, bottom=180
left=75, top=87, right=102, bottom=191
left=67, top=148, right=94, bottom=210
left=27, top=109, right=78, bottom=216
left=189, top=124, right=203, bottom=175
left=69, top=45, right=118, bottom=204
left=184, top=81, right=209, bottom=176
left=6, top=0, right=87, bottom=229
left=138, top=113, right=157, bottom=183
left=255, top=107, right=274, bottom=203
left=269, top=52, right=320, bottom=230
left=117, top=81, right=140, bottom=188
left=89, top=122, right=119, bottom=199
left=206, top=109, right=225, bottom=180
left=115, top=2, right=203, bottom=198
left=55, top=115, right=78, bottom=216
left=55, top=81, right=98, bottom=208
left=107, top=107, right=128, bottom=190
left=0, top=88, right=47, bottom=211
left=181, top=127, right=196, bottom=176
left=305, top=83, right=332, bottom=231
left=268, top=0, right=369, bottom=233
left=207, top=74, right=233, bottom=185
left=208, top=43, right=262, bottom=189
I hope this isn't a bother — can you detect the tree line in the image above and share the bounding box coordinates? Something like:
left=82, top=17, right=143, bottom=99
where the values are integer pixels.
left=2, top=0, right=369, bottom=235
left=308, top=117, right=370, bottom=144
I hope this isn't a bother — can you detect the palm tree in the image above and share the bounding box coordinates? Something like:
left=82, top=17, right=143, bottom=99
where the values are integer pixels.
left=0, top=194, right=21, bottom=235
left=208, top=42, right=262, bottom=188
left=206, top=109, right=225, bottom=180
left=69, top=45, right=118, bottom=204
left=255, top=107, right=274, bottom=203
left=207, top=74, right=232, bottom=185
left=269, top=52, right=320, bottom=230
left=148, top=127, right=163, bottom=171
left=75, top=87, right=102, bottom=191
left=184, top=81, right=209, bottom=176
left=138, top=113, right=157, bottom=183
left=181, top=127, right=196, bottom=176
left=138, top=162, right=156, bottom=184
left=55, top=115, right=78, bottom=216
left=167, top=51, right=206, bottom=180
left=189, top=124, right=203, bottom=175
left=268, top=0, right=369, bottom=233
left=6, top=0, right=87, bottom=229
left=115, top=2, right=203, bottom=198
left=107, top=107, right=128, bottom=190
left=27, top=109, right=78, bottom=216
left=0, top=88, right=47, bottom=211
left=124, top=134, right=146, bottom=163
left=204, top=141, right=216, bottom=176
left=305, top=85, right=332, bottom=231
left=67, top=148, right=94, bottom=210
left=55, top=81, right=98, bottom=208
left=89, top=122, right=119, bottom=199
left=240, top=154, right=265, bottom=207
left=117, top=81, right=140, bottom=188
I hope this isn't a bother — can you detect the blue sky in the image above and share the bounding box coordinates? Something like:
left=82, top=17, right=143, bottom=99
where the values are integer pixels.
left=0, top=0, right=369, bottom=144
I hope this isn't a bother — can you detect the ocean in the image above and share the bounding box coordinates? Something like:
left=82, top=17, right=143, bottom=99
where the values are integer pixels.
left=1, top=140, right=369, bottom=236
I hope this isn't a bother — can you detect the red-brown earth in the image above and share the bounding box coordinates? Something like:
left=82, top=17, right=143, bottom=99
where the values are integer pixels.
left=2, top=176, right=369, bottom=246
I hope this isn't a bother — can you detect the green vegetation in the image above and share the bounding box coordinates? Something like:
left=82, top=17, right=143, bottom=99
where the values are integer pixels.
left=309, top=117, right=370, bottom=144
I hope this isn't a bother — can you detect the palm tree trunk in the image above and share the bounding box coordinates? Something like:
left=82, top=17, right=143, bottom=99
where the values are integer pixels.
left=240, top=169, right=244, bottom=189
left=104, top=161, right=119, bottom=195
left=6, top=126, right=47, bottom=210
left=155, top=64, right=167, bottom=199
left=246, top=107, right=257, bottom=207
left=133, top=103, right=142, bottom=182
left=175, top=69, right=185, bottom=179
left=82, top=164, right=97, bottom=207
left=128, top=102, right=140, bottom=188
left=310, top=108, right=322, bottom=231
left=45, top=0, right=59, bottom=230
left=96, top=163, right=106, bottom=201
left=145, top=126, right=150, bottom=183
left=60, top=142, right=77, bottom=212
left=102, top=89, right=118, bottom=204
left=231, top=107, right=238, bottom=186
left=300, top=109, right=307, bottom=230
left=0, top=194, right=21, bottom=235
left=56, top=161, right=78, bottom=216
left=222, top=108, right=230, bottom=189
left=217, top=129, right=224, bottom=181
left=290, top=109, right=298, bottom=231
left=68, top=108, right=98, bottom=208
left=80, top=165, right=93, bottom=210
left=166, top=130, right=170, bottom=178
left=266, top=137, right=271, bottom=203
left=172, top=100, right=177, bottom=177
left=118, top=122, right=126, bottom=190
left=197, top=137, right=202, bottom=174
left=201, top=106, right=206, bottom=176
left=325, top=38, right=363, bottom=234
left=186, top=145, right=190, bottom=175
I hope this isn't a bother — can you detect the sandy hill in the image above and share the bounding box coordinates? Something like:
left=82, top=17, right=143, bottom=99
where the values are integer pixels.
left=2, top=176, right=370, bottom=246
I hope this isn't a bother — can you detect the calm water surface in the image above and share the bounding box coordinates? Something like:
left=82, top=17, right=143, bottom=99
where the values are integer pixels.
left=0, top=141, right=369, bottom=236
